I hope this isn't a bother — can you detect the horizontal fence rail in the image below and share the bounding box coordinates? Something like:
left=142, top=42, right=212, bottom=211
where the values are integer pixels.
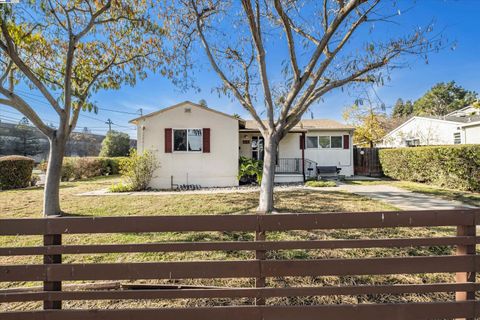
left=1, top=209, right=479, bottom=320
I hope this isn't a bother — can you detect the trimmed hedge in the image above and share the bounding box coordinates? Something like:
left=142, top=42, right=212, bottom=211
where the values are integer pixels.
left=379, top=145, right=480, bottom=191
left=0, top=155, right=35, bottom=190
left=39, top=157, right=127, bottom=181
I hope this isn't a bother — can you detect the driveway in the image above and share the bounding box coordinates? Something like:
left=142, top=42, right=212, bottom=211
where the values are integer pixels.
left=338, top=183, right=477, bottom=210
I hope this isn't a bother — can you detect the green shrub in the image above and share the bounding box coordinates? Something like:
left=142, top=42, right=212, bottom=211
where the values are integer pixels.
left=61, top=158, right=76, bottom=181
left=110, top=149, right=159, bottom=192
left=99, top=131, right=130, bottom=157
left=238, top=156, right=263, bottom=184
left=109, top=182, right=135, bottom=193
left=72, top=157, right=104, bottom=180
left=100, top=157, right=127, bottom=175
left=379, top=145, right=480, bottom=191
left=44, top=157, right=127, bottom=181
left=305, top=180, right=337, bottom=187
left=0, top=155, right=35, bottom=190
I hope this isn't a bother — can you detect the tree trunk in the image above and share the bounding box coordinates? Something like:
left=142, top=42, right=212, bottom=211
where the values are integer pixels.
left=43, top=134, right=65, bottom=217
left=258, top=135, right=278, bottom=213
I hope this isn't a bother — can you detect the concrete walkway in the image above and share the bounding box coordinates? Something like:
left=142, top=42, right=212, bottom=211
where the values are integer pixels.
left=338, top=183, right=476, bottom=210
left=77, top=181, right=476, bottom=211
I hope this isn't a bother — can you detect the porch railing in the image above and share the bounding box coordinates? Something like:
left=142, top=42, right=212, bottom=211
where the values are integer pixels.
left=275, top=158, right=317, bottom=178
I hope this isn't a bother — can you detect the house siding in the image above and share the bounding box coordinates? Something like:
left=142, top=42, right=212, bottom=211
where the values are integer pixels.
left=304, top=130, right=354, bottom=176
left=239, top=130, right=354, bottom=177
left=379, top=117, right=461, bottom=147
left=137, top=103, right=239, bottom=189
left=463, top=124, right=480, bottom=144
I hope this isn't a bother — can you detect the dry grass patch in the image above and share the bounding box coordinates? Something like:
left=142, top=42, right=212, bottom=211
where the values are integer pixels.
left=0, top=176, right=468, bottom=311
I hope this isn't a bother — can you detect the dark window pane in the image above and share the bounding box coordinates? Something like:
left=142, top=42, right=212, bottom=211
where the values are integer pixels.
left=331, top=136, right=342, bottom=148
left=173, top=129, right=187, bottom=151
left=306, top=136, right=318, bottom=148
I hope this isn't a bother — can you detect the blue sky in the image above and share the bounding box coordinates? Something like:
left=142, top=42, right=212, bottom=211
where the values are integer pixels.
left=1, top=0, right=479, bottom=138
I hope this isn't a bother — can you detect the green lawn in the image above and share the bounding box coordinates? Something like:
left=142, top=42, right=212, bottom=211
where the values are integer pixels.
left=0, top=176, right=466, bottom=311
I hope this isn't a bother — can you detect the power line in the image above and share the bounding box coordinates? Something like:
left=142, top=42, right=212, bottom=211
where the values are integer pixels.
left=15, top=89, right=141, bottom=116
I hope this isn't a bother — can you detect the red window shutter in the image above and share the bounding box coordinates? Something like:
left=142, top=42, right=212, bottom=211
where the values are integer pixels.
left=299, top=135, right=305, bottom=149
left=165, top=128, right=172, bottom=153
left=343, top=134, right=350, bottom=149
left=203, top=128, right=210, bottom=153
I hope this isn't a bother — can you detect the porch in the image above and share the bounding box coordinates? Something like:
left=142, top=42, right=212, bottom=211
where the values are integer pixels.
left=275, top=157, right=317, bottom=181
left=239, top=130, right=316, bottom=182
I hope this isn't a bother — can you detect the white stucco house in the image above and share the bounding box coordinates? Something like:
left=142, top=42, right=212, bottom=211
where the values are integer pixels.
left=130, top=101, right=354, bottom=189
left=378, top=106, right=480, bottom=147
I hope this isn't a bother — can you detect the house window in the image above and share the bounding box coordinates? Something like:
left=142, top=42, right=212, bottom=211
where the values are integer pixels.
left=308, top=135, right=344, bottom=149
left=318, top=136, right=330, bottom=148
left=173, top=129, right=202, bottom=152
left=251, top=136, right=264, bottom=160
left=453, top=132, right=461, bottom=144
left=331, top=136, right=343, bottom=148
left=406, top=139, right=420, bottom=147
left=306, top=136, right=318, bottom=148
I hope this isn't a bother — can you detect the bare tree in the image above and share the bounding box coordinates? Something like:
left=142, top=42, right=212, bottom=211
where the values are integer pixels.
left=0, top=1, right=169, bottom=216
left=170, top=0, right=443, bottom=212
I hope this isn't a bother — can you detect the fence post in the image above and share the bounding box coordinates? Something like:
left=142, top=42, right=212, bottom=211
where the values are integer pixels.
left=43, top=233, right=62, bottom=310
left=255, top=214, right=266, bottom=306
left=455, top=219, right=476, bottom=320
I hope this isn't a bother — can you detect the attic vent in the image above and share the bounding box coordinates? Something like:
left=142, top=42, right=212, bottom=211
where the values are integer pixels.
left=184, top=107, right=191, bottom=113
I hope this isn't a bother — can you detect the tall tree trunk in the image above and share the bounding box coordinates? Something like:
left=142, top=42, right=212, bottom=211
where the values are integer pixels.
left=258, top=135, right=278, bottom=213
left=43, top=134, right=65, bottom=217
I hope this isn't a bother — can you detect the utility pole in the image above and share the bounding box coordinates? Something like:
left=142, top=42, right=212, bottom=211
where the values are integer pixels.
left=105, top=118, right=113, bottom=132
left=137, top=108, right=143, bottom=116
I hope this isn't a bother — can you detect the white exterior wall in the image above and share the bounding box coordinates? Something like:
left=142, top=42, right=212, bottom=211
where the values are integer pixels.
left=137, top=103, right=239, bottom=189
left=463, top=124, right=480, bottom=144
left=238, top=130, right=354, bottom=178
left=303, top=130, right=354, bottom=176
left=380, top=117, right=461, bottom=147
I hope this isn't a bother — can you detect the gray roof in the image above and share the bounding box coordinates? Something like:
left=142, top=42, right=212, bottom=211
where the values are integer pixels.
left=421, top=115, right=480, bottom=123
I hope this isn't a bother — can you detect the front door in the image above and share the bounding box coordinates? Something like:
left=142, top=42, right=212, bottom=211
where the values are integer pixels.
left=251, top=136, right=264, bottom=161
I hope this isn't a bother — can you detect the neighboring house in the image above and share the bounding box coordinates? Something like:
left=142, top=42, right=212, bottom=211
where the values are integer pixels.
left=378, top=105, right=480, bottom=147
left=130, top=101, right=355, bottom=189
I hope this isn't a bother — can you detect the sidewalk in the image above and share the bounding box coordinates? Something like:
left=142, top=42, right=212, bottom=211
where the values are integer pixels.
left=338, top=183, right=476, bottom=210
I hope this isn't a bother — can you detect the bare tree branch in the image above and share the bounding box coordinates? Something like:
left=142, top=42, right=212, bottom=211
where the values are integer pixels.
left=273, top=0, right=300, bottom=81
left=277, top=0, right=370, bottom=129
left=190, top=0, right=266, bottom=131
left=0, top=86, right=54, bottom=137
left=75, top=1, right=112, bottom=40
left=241, top=0, right=275, bottom=130
left=0, top=20, right=64, bottom=116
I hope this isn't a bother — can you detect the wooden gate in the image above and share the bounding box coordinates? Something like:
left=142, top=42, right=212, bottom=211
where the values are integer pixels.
left=354, top=147, right=383, bottom=177
left=1, top=209, right=480, bottom=319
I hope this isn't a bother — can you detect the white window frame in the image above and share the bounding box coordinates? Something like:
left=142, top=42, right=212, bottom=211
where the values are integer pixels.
left=172, top=128, right=203, bottom=153
left=309, top=135, right=344, bottom=149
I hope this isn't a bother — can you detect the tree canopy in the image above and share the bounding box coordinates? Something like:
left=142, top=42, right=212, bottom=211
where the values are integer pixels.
left=99, top=130, right=130, bottom=157
left=391, top=98, right=413, bottom=118
left=343, top=93, right=388, bottom=147
left=392, top=81, right=478, bottom=118
left=0, top=0, right=171, bottom=215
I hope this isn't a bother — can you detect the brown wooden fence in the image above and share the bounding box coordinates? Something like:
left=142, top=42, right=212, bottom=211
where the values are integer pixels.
left=1, top=209, right=480, bottom=319
left=354, top=147, right=383, bottom=177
